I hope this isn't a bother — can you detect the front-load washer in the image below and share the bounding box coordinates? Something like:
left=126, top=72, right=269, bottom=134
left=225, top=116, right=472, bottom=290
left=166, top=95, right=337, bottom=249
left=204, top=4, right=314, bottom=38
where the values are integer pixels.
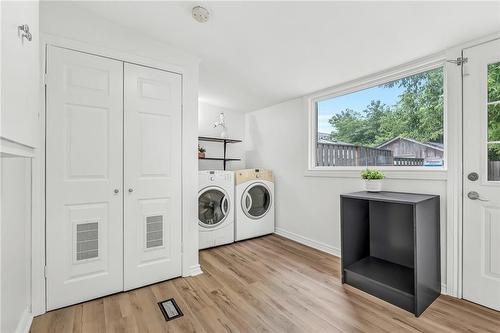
left=198, top=170, right=235, bottom=250
left=235, top=169, right=274, bottom=241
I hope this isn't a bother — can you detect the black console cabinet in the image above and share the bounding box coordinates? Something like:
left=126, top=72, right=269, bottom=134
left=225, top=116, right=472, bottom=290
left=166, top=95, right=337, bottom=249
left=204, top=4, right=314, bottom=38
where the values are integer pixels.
left=340, top=191, right=440, bottom=317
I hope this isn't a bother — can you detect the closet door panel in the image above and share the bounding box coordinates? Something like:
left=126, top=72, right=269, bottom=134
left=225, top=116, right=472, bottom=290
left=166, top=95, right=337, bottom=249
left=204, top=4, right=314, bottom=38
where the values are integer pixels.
left=123, top=63, right=182, bottom=290
left=46, top=46, right=124, bottom=310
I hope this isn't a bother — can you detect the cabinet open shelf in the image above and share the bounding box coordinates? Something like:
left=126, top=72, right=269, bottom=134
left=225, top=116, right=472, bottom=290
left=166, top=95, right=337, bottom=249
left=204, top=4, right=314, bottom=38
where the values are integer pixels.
left=344, top=256, right=414, bottom=297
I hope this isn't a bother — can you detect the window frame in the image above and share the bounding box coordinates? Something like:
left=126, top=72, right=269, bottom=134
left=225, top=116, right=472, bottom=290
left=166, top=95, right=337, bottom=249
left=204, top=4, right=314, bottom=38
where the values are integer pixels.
left=306, top=54, right=448, bottom=179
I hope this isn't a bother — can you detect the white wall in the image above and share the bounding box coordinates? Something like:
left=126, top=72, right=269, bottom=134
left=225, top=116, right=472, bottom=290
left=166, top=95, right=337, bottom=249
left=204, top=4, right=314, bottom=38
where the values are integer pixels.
left=1, top=157, right=32, bottom=333
left=1, top=0, right=39, bottom=149
left=36, top=0, right=201, bottom=315
left=245, top=98, right=448, bottom=285
left=198, top=102, right=245, bottom=171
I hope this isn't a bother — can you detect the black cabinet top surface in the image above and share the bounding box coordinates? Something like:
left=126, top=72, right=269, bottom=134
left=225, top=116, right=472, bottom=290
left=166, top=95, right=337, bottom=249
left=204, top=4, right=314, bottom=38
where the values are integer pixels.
left=341, top=191, right=438, bottom=204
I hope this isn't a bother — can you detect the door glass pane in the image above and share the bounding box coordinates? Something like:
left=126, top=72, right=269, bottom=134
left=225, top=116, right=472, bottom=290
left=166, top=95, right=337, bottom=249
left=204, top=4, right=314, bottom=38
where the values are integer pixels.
left=488, top=63, right=500, bottom=103
left=247, top=185, right=270, bottom=218
left=488, top=143, right=500, bottom=181
left=488, top=62, right=500, bottom=181
left=488, top=103, right=500, bottom=142
left=199, top=189, right=226, bottom=226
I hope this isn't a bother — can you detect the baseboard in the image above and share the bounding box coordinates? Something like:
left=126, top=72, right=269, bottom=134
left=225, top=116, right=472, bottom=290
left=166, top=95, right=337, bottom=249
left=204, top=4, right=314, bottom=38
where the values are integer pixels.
left=275, top=227, right=341, bottom=257
left=189, top=264, right=203, bottom=277
left=16, top=308, right=33, bottom=333
left=441, top=283, right=448, bottom=295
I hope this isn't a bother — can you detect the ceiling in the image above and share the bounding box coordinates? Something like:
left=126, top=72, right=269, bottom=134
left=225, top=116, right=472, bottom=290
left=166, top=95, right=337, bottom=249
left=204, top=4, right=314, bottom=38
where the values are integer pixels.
left=74, top=1, right=500, bottom=112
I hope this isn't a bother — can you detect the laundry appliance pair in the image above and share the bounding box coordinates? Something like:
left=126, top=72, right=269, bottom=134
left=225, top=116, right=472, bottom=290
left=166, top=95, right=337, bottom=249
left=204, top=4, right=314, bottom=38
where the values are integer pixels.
left=198, top=169, right=274, bottom=249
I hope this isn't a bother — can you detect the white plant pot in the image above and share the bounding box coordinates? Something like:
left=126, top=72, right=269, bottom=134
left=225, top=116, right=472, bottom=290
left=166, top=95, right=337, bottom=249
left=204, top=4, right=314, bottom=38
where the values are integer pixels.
left=364, top=179, right=382, bottom=192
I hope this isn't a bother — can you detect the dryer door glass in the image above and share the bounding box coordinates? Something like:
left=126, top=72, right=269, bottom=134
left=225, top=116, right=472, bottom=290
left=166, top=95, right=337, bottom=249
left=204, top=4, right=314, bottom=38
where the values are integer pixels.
left=244, top=184, right=271, bottom=219
left=199, top=189, right=228, bottom=227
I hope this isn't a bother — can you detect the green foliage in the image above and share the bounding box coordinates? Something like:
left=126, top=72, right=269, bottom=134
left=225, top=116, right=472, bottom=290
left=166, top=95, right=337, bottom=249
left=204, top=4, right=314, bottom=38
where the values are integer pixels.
left=489, top=104, right=500, bottom=142
left=489, top=144, right=500, bottom=161
left=360, top=169, right=385, bottom=180
left=488, top=63, right=500, bottom=160
left=198, top=144, right=206, bottom=153
left=488, top=63, right=500, bottom=102
left=328, top=68, right=444, bottom=147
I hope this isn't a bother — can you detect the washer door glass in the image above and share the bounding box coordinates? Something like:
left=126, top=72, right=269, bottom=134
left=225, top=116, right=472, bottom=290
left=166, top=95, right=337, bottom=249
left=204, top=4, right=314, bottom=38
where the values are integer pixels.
left=199, top=188, right=229, bottom=227
left=243, top=184, right=271, bottom=219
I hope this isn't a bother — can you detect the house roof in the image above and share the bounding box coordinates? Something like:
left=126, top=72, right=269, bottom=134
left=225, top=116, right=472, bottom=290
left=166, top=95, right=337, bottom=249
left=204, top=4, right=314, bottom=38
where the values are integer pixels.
left=377, top=137, right=444, bottom=151
left=317, top=133, right=354, bottom=146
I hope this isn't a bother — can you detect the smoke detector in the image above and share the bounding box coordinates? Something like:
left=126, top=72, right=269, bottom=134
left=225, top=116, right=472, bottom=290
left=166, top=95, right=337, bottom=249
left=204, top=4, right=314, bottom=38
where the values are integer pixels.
left=192, top=6, right=210, bottom=23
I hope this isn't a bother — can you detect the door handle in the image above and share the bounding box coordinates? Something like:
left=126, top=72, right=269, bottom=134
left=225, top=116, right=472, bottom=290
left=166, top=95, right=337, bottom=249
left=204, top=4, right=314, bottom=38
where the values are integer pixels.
left=467, top=191, right=489, bottom=201
left=128, top=188, right=134, bottom=193
left=114, top=189, right=119, bottom=194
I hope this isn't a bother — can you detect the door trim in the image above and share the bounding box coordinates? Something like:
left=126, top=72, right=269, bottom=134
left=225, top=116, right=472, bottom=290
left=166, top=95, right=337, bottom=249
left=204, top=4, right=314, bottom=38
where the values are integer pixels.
left=33, top=34, right=200, bottom=316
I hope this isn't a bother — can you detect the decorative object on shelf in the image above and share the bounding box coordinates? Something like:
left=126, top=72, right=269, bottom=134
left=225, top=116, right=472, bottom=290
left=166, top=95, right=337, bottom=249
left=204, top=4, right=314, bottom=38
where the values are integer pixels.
left=361, top=169, right=384, bottom=192
left=213, top=113, right=227, bottom=138
left=18, top=24, right=32, bottom=42
left=198, top=144, right=206, bottom=159
left=198, top=136, right=242, bottom=170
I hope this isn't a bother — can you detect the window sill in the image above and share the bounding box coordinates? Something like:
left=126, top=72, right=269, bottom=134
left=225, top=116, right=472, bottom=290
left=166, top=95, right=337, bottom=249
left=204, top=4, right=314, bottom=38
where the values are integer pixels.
left=304, top=167, right=448, bottom=180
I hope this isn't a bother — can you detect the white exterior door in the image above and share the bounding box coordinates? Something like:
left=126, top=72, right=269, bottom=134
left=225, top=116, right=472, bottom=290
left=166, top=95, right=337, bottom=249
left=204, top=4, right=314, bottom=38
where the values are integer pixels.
left=463, top=39, right=500, bottom=311
left=123, top=63, right=182, bottom=290
left=46, top=46, right=124, bottom=310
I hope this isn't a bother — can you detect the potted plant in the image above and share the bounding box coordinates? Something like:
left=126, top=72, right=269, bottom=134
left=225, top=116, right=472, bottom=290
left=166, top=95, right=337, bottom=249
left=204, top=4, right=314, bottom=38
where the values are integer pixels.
left=360, top=169, right=385, bottom=192
left=198, top=145, right=206, bottom=159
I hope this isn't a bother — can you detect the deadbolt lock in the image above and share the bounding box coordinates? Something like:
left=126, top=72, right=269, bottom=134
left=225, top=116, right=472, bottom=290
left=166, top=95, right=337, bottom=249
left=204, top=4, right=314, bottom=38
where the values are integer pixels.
left=467, top=172, right=479, bottom=181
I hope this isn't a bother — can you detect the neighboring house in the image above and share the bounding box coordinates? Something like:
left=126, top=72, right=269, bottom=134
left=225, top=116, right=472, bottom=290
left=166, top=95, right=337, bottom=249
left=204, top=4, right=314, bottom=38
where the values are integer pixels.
left=318, top=132, right=335, bottom=143
left=377, top=137, right=444, bottom=165
left=317, top=132, right=352, bottom=145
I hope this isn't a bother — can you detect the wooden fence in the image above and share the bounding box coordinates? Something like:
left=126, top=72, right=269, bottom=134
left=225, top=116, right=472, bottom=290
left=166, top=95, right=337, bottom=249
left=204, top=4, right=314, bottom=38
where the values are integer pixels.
left=394, top=157, right=424, bottom=166
left=316, top=142, right=393, bottom=167
left=488, top=161, right=500, bottom=181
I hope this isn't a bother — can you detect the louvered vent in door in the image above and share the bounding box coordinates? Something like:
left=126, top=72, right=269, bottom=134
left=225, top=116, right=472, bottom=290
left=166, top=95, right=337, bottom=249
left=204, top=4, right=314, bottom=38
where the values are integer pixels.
left=146, top=215, right=164, bottom=249
left=76, top=222, right=99, bottom=261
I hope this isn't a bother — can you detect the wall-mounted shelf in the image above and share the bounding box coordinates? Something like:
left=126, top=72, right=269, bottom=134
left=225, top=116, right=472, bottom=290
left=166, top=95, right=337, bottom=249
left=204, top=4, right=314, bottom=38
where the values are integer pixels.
left=198, top=136, right=242, bottom=170
left=198, top=136, right=242, bottom=144
left=200, top=157, right=241, bottom=162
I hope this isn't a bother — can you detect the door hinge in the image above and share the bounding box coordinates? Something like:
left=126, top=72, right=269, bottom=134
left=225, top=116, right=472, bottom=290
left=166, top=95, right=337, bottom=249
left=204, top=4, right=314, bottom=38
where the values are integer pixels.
left=44, top=265, right=48, bottom=278
left=43, top=73, right=48, bottom=86
left=446, top=57, right=468, bottom=66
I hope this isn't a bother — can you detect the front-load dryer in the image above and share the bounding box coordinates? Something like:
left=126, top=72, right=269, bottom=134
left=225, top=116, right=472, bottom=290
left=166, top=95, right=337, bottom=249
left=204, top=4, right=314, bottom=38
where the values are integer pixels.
left=235, top=169, right=274, bottom=241
left=198, top=170, right=235, bottom=250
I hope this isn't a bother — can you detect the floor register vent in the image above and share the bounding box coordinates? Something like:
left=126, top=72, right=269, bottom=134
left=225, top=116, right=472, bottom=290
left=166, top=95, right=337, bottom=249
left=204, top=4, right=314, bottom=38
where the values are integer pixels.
left=158, top=298, right=183, bottom=321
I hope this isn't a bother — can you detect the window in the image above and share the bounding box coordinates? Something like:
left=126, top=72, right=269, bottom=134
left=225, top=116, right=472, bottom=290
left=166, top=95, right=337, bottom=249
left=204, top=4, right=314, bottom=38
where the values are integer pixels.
left=314, top=67, right=444, bottom=168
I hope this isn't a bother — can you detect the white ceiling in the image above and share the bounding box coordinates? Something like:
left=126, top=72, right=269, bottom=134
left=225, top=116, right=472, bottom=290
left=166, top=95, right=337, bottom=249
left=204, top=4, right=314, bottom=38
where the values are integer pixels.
left=74, top=1, right=500, bottom=112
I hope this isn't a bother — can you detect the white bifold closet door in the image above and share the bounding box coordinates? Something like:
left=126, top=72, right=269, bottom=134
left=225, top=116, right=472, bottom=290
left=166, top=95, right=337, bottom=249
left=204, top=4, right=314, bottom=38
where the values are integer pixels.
left=46, top=46, right=182, bottom=310
left=123, top=63, right=182, bottom=290
left=46, top=47, right=124, bottom=310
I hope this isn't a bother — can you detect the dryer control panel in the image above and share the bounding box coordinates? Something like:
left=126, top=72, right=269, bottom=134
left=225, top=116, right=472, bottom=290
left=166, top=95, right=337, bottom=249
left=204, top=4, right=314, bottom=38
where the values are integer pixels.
left=235, top=169, right=273, bottom=185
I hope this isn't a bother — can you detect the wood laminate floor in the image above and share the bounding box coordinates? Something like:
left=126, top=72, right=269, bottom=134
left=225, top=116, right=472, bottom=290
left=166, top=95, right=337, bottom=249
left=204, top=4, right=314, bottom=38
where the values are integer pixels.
left=31, top=234, right=500, bottom=333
